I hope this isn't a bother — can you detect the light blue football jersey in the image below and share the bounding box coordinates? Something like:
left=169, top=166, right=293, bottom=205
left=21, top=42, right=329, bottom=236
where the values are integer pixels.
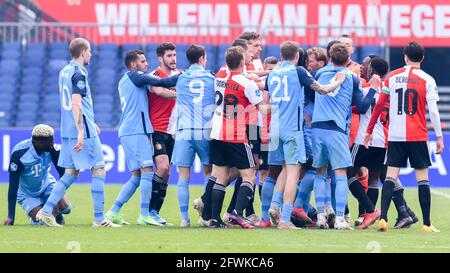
left=175, top=64, right=216, bottom=130
left=9, top=139, right=54, bottom=196
left=312, top=66, right=354, bottom=132
left=58, top=61, right=97, bottom=139
left=118, top=71, right=154, bottom=137
left=267, top=61, right=314, bottom=133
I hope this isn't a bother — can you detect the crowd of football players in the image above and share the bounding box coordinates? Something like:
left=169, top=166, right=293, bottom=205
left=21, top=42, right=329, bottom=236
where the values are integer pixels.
left=5, top=32, right=444, bottom=233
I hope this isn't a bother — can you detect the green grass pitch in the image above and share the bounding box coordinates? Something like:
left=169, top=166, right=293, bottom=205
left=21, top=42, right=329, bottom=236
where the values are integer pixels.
left=1, top=185, right=449, bottom=253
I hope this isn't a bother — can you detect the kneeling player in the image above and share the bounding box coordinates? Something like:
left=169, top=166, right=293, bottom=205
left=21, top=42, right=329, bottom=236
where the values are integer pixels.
left=4, top=124, right=71, bottom=226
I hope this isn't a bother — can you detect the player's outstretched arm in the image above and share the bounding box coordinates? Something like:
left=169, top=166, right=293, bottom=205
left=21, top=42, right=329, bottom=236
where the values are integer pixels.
left=428, top=99, right=444, bottom=154
left=4, top=155, right=22, bottom=225
left=352, top=74, right=380, bottom=114
left=149, top=86, right=176, bottom=98
left=71, top=94, right=84, bottom=152
left=129, top=71, right=180, bottom=89
left=310, top=71, right=345, bottom=94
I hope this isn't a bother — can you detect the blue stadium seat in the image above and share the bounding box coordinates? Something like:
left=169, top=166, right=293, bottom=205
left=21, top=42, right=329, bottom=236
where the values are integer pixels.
left=0, top=101, right=14, bottom=112
left=40, top=103, right=60, bottom=113
left=93, top=75, right=116, bottom=86
left=146, top=52, right=159, bottom=70
left=98, top=43, right=119, bottom=52
left=48, top=59, right=67, bottom=73
left=15, top=110, right=37, bottom=121
left=2, top=42, right=21, bottom=52
left=49, top=42, right=68, bottom=51
left=94, top=103, right=114, bottom=112
left=18, top=101, right=39, bottom=111
left=360, top=46, right=382, bottom=60
left=93, top=94, right=115, bottom=104
left=40, top=117, right=61, bottom=128
left=20, top=93, right=40, bottom=102
left=96, top=67, right=116, bottom=76
left=0, top=76, right=17, bottom=87
left=95, top=113, right=114, bottom=122
left=0, top=119, right=11, bottom=127
left=177, top=44, right=189, bottom=53
left=23, top=67, right=44, bottom=77
left=0, top=67, right=19, bottom=77
left=20, top=83, right=41, bottom=94
left=27, top=42, right=46, bottom=52
left=16, top=117, right=36, bottom=127
left=0, top=108, right=13, bottom=118
left=146, top=43, right=158, bottom=53
left=95, top=112, right=114, bottom=120
left=0, top=96, right=15, bottom=106
left=1, top=50, right=21, bottom=60
left=50, top=49, right=69, bottom=60
left=25, top=57, right=45, bottom=68
left=1, top=59, right=20, bottom=69
left=205, top=45, right=217, bottom=71
left=93, top=85, right=116, bottom=95
left=44, top=92, right=60, bottom=100
left=93, top=80, right=116, bottom=90
left=264, top=45, right=280, bottom=60
left=98, top=50, right=118, bottom=60
left=96, top=58, right=118, bottom=68
left=25, top=50, right=46, bottom=61
left=22, top=75, right=43, bottom=86
left=216, top=45, right=228, bottom=67
left=0, top=83, right=16, bottom=95
left=122, top=43, right=143, bottom=55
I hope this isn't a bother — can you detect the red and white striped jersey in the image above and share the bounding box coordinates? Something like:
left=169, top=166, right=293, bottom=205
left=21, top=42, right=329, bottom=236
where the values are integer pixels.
left=382, top=65, right=439, bottom=142
left=218, top=63, right=260, bottom=126
left=355, top=84, right=389, bottom=148
left=148, top=67, right=180, bottom=134
left=210, top=71, right=263, bottom=143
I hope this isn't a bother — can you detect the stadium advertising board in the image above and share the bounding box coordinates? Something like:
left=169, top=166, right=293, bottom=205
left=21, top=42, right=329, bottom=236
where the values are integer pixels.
left=0, top=129, right=448, bottom=187
left=33, top=0, right=450, bottom=46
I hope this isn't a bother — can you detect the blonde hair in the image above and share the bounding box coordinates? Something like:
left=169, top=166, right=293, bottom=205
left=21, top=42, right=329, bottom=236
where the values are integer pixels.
left=32, top=124, right=54, bottom=138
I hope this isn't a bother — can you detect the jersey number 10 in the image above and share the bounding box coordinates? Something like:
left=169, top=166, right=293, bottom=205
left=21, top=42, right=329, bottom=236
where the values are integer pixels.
left=395, top=88, right=418, bottom=116
left=60, top=83, right=72, bottom=111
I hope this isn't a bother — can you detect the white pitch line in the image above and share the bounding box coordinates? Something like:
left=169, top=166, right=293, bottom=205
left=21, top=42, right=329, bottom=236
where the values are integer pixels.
left=431, top=189, right=450, bottom=200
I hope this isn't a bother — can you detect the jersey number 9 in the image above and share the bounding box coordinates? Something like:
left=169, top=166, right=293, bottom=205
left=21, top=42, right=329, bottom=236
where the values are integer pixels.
left=189, top=79, right=204, bottom=104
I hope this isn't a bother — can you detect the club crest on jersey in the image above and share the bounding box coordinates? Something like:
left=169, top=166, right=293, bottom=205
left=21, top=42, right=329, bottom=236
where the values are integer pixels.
left=255, top=89, right=261, bottom=97
left=10, top=162, right=18, bottom=171
left=76, top=80, right=86, bottom=90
